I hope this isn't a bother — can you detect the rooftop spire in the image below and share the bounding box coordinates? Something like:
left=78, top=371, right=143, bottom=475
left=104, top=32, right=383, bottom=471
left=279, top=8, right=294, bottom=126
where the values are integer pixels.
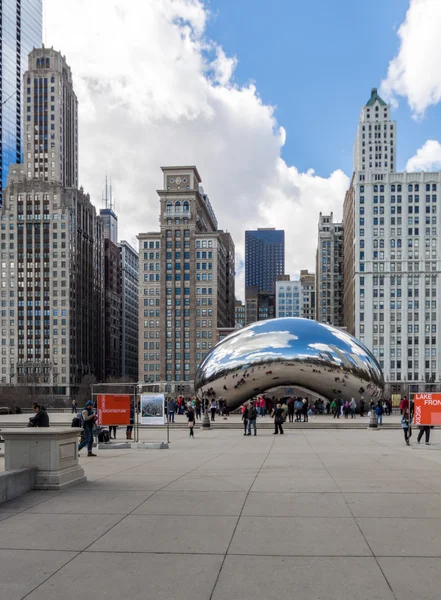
left=366, top=87, right=387, bottom=107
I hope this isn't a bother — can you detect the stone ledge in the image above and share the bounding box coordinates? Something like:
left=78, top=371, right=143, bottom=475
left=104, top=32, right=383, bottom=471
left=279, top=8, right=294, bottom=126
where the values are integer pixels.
left=0, top=467, right=37, bottom=504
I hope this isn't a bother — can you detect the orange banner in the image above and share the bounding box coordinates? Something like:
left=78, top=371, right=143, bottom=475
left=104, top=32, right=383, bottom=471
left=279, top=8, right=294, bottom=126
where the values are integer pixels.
left=97, top=394, right=131, bottom=426
left=414, top=393, right=441, bottom=426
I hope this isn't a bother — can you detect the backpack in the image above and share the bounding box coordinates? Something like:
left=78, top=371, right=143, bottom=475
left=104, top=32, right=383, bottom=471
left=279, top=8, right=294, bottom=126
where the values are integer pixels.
left=98, top=429, right=110, bottom=443
left=375, top=406, right=382, bottom=415
left=71, top=416, right=82, bottom=428
left=249, top=407, right=257, bottom=420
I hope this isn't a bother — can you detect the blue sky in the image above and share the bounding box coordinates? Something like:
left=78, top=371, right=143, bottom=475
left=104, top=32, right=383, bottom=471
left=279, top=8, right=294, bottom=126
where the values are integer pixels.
left=205, top=0, right=439, bottom=176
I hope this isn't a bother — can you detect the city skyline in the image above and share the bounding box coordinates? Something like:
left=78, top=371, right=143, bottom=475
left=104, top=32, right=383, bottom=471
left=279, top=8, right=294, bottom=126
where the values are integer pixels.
left=42, top=0, right=441, bottom=301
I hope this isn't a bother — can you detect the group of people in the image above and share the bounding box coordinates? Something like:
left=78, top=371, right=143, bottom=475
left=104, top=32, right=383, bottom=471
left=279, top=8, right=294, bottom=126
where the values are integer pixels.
left=166, top=396, right=231, bottom=423
left=241, top=400, right=286, bottom=435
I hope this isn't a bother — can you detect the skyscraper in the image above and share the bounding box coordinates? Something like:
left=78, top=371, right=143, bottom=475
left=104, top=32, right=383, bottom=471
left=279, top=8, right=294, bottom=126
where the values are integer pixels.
left=24, top=48, right=78, bottom=188
left=138, top=166, right=235, bottom=390
left=245, top=228, right=285, bottom=294
left=343, top=88, right=441, bottom=395
left=0, top=1, right=42, bottom=206
left=316, top=213, right=344, bottom=326
left=0, top=48, right=104, bottom=394
left=119, top=240, right=139, bottom=381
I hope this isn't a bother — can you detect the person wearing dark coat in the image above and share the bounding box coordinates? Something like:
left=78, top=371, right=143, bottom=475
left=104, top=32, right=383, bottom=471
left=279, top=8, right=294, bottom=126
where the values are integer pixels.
left=29, top=404, right=50, bottom=427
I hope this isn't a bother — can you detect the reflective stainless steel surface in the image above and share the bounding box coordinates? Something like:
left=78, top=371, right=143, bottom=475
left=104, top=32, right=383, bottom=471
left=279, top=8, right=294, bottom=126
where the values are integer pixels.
left=195, top=318, right=384, bottom=410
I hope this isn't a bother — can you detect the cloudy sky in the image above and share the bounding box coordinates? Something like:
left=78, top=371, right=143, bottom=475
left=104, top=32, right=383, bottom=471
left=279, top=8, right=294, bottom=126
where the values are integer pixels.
left=44, top=0, right=441, bottom=299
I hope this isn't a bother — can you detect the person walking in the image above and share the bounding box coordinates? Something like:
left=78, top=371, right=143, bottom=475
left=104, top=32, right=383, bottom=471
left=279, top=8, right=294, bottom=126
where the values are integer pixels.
left=302, top=398, right=309, bottom=423
left=350, top=398, right=357, bottom=418
left=195, top=398, right=202, bottom=420
left=210, top=399, right=217, bottom=422
left=417, top=425, right=432, bottom=445
left=401, top=409, right=411, bottom=446
left=242, top=403, right=249, bottom=436
left=186, top=403, right=195, bottom=438
left=375, top=401, right=384, bottom=426
left=333, top=398, right=341, bottom=419
left=247, top=401, right=258, bottom=436
left=78, top=400, right=97, bottom=457
left=287, top=397, right=295, bottom=423
left=126, top=403, right=134, bottom=440
left=71, top=399, right=77, bottom=414
left=273, top=403, right=284, bottom=434
left=167, top=398, right=176, bottom=423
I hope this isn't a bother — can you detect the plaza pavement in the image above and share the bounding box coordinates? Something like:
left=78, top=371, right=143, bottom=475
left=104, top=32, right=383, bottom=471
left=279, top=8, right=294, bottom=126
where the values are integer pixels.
left=1, top=426, right=441, bottom=599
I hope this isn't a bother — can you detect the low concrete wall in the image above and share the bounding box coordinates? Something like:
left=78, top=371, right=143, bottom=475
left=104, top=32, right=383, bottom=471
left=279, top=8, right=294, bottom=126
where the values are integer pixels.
left=0, top=467, right=36, bottom=504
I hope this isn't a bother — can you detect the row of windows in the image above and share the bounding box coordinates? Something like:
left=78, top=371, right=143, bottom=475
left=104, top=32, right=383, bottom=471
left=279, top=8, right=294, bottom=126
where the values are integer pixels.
left=360, top=184, right=437, bottom=193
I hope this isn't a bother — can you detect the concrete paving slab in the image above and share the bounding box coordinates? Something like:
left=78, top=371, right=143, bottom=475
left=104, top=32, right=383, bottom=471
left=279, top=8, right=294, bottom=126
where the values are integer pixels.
left=0, top=489, right=60, bottom=512
left=73, top=471, right=183, bottom=491
left=133, top=490, right=247, bottom=516
left=357, top=517, right=441, bottom=556
left=251, top=474, right=340, bottom=493
left=164, top=473, right=255, bottom=492
left=23, top=552, right=223, bottom=600
left=0, top=513, right=122, bottom=551
left=378, top=557, right=441, bottom=600
left=345, top=492, right=441, bottom=518
left=0, top=549, right=78, bottom=600
left=243, top=491, right=352, bottom=517
left=0, top=511, right=15, bottom=521
left=332, top=478, right=426, bottom=493
left=25, top=490, right=155, bottom=514
left=212, top=556, right=394, bottom=600
left=228, top=516, right=372, bottom=556
left=88, top=514, right=237, bottom=554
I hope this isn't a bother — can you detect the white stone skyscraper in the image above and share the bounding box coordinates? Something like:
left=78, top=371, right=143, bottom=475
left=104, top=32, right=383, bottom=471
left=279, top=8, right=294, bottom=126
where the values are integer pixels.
left=353, top=88, right=396, bottom=174
left=344, top=88, right=441, bottom=396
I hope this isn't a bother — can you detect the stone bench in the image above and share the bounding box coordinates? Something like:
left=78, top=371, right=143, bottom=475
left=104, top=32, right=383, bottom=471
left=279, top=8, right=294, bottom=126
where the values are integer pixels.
left=1, top=427, right=86, bottom=491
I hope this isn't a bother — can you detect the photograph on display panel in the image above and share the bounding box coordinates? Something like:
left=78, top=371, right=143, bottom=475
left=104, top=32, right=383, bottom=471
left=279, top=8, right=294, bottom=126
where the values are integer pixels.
left=140, top=393, right=166, bottom=425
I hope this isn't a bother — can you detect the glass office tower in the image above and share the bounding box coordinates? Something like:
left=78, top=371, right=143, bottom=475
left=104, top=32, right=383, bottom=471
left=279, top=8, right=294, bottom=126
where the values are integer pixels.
left=0, top=0, right=42, bottom=205
left=245, top=228, right=285, bottom=293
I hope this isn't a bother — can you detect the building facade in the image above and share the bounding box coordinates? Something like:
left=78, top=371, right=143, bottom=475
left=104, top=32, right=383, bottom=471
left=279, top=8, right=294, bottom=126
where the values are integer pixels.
left=316, top=213, right=344, bottom=326
left=245, top=286, right=275, bottom=324
left=1, top=1, right=42, bottom=206
left=103, top=237, right=121, bottom=379
left=138, top=166, right=235, bottom=389
left=0, top=48, right=104, bottom=394
left=276, top=278, right=301, bottom=318
left=343, top=88, right=441, bottom=391
left=245, top=228, right=284, bottom=294
left=300, top=270, right=316, bottom=320
left=275, top=273, right=316, bottom=319
left=119, top=240, right=138, bottom=381
left=24, top=48, right=78, bottom=188
left=235, top=299, right=246, bottom=327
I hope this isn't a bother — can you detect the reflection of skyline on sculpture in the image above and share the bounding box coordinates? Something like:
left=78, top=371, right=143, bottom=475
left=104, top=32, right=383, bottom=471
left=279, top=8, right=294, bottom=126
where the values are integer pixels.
left=195, top=318, right=384, bottom=410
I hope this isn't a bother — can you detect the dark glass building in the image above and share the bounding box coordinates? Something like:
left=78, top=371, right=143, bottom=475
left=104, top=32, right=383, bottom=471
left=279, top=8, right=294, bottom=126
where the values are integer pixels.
left=0, top=0, right=42, bottom=206
left=245, top=228, right=285, bottom=293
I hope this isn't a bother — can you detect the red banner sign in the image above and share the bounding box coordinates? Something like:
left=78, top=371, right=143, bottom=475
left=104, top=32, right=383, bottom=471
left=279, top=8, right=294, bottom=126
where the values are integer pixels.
left=97, top=394, right=131, bottom=426
left=414, top=393, right=441, bottom=426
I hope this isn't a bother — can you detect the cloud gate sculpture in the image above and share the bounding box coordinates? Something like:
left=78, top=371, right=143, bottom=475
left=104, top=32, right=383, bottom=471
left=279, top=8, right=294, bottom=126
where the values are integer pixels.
left=195, top=318, right=384, bottom=410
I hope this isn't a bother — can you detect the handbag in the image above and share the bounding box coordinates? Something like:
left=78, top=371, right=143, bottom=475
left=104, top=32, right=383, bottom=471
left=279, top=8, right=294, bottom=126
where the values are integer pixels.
left=188, top=421, right=195, bottom=428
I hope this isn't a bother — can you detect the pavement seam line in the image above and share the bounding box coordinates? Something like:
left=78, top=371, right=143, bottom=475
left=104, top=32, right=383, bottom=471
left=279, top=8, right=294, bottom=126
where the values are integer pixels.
left=208, top=432, right=276, bottom=600
left=302, top=429, right=400, bottom=600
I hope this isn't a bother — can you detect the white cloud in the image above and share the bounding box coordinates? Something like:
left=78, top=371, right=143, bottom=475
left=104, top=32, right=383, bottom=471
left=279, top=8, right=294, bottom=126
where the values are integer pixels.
left=45, top=0, right=349, bottom=299
left=381, top=0, right=441, bottom=117
left=406, top=140, right=441, bottom=172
